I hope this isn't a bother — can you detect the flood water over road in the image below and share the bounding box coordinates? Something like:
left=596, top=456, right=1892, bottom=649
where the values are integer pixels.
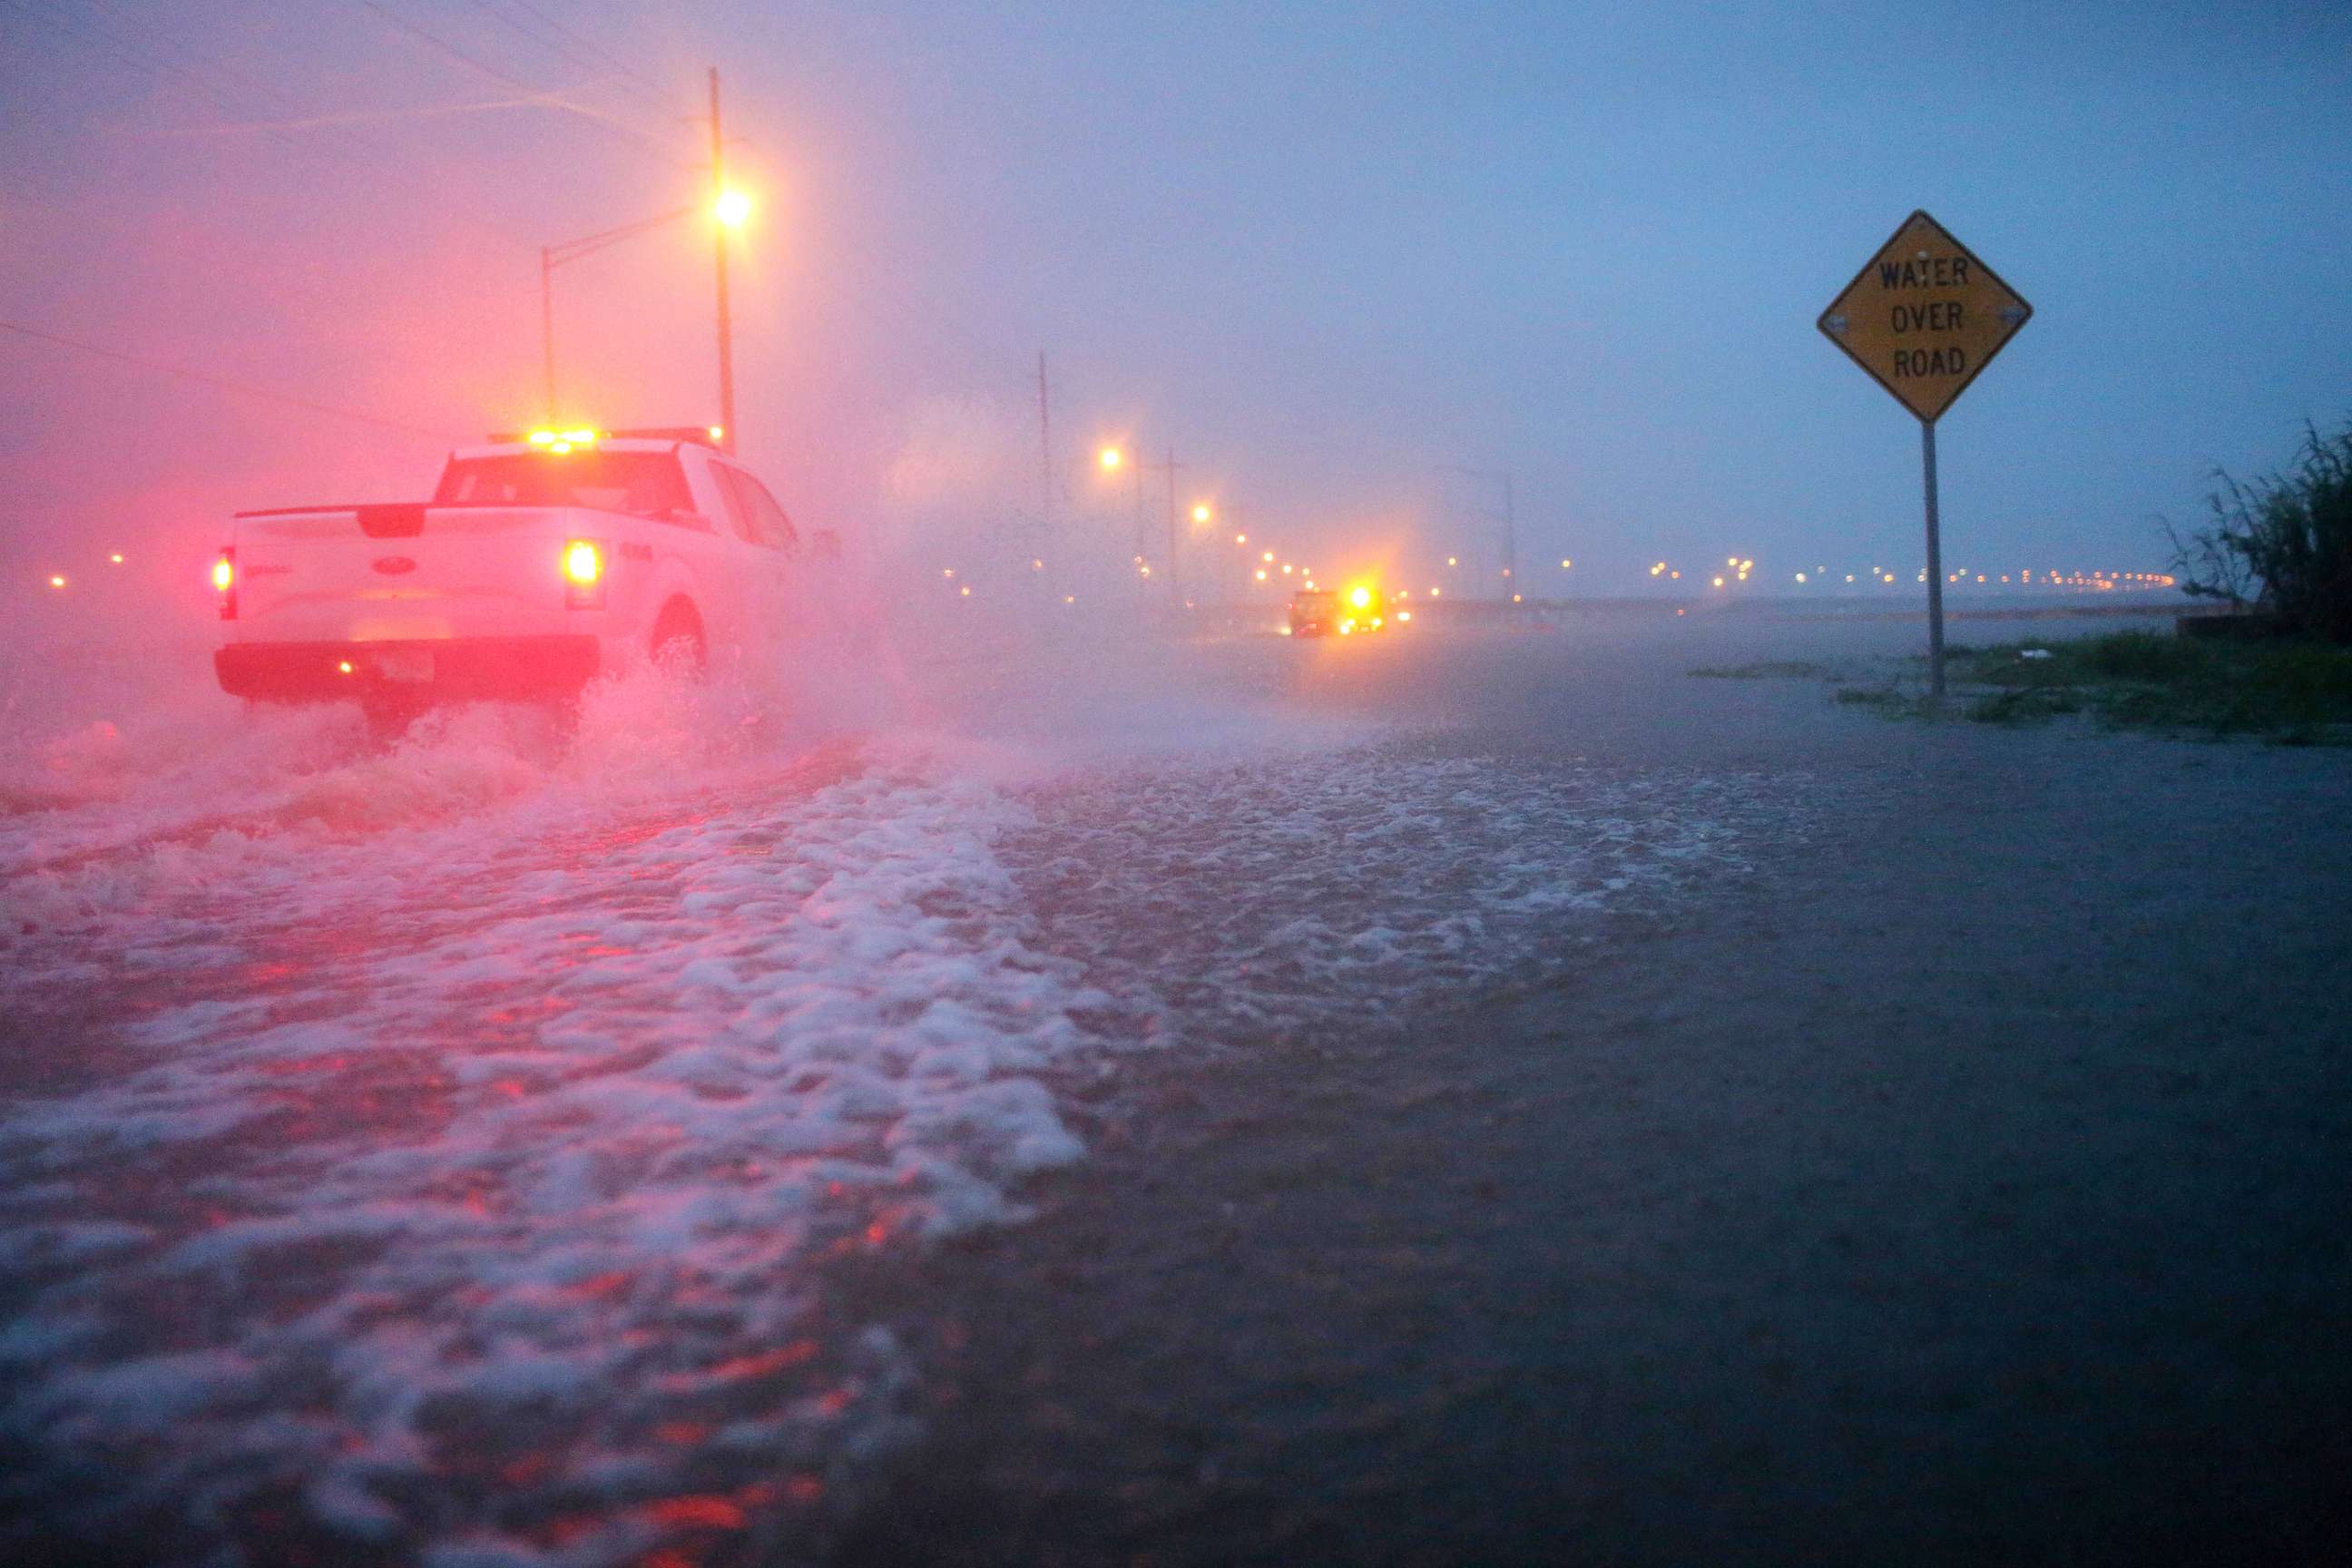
left=4, top=605, right=2346, bottom=1564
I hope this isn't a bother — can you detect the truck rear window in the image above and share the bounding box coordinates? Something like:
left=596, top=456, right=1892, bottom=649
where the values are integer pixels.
left=434, top=452, right=691, bottom=519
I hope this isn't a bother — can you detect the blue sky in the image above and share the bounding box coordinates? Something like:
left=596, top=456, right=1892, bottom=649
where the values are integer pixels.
left=5, top=0, right=2348, bottom=603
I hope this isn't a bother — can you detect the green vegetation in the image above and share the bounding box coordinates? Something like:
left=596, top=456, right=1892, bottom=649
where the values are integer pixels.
left=2168, top=418, right=2352, bottom=642
left=1847, top=632, right=2352, bottom=741
left=1825, top=630, right=2342, bottom=742
left=1688, top=661, right=1829, bottom=680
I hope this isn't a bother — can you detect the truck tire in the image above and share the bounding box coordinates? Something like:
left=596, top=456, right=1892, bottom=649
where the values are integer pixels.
left=359, top=690, right=426, bottom=740
left=651, top=599, right=707, bottom=678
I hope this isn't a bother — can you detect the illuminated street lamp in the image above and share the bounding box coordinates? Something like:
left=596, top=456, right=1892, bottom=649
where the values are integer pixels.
left=1435, top=464, right=1521, bottom=608
left=1096, top=443, right=1186, bottom=602
left=539, top=75, right=748, bottom=449
left=542, top=191, right=747, bottom=447
left=1097, top=443, right=1152, bottom=590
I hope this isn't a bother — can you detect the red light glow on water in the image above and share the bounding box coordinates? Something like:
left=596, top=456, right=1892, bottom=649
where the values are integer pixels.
left=642, top=1494, right=749, bottom=1531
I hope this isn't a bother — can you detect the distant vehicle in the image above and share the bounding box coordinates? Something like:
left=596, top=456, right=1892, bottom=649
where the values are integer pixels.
left=1289, top=585, right=1390, bottom=637
left=1289, top=588, right=1339, bottom=637
left=212, top=427, right=819, bottom=724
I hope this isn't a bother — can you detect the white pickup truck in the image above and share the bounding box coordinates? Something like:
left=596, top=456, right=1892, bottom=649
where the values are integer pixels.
left=213, top=427, right=818, bottom=720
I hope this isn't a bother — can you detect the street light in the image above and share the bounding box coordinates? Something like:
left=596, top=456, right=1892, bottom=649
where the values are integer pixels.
left=1096, top=444, right=1150, bottom=591
left=541, top=194, right=745, bottom=446
left=539, top=68, right=748, bottom=452
left=1098, top=445, right=1187, bottom=603
left=1435, top=464, right=1519, bottom=607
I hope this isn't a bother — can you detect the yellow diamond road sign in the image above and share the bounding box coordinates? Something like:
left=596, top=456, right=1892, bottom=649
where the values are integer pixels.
left=1818, top=210, right=2031, bottom=423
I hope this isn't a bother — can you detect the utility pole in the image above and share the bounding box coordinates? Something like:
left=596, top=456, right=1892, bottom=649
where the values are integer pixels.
left=539, top=247, right=556, bottom=416
left=1502, top=469, right=1517, bottom=603
left=1165, top=446, right=1181, bottom=607
left=1436, top=463, right=1519, bottom=605
left=1131, top=449, right=1181, bottom=603
left=1036, top=351, right=1053, bottom=593
left=708, top=66, right=736, bottom=454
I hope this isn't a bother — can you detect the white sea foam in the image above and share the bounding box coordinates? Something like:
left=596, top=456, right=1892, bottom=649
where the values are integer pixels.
left=0, top=632, right=1807, bottom=1563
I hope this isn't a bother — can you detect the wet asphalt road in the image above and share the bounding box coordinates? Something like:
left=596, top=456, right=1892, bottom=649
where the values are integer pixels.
left=5, top=608, right=2347, bottom=1566
left=827, top=616, right=2352, bottom=1566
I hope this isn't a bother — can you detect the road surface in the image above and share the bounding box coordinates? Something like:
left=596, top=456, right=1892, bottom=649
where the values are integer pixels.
left=4, top=603, right=2346, bottom=1565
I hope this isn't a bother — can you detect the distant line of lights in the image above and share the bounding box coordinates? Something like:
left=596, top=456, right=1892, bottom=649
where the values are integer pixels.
left=1638, top=558, right=2179, bottom=592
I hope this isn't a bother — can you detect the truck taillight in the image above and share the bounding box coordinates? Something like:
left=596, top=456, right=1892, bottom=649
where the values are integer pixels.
left=564, top=540, right=604, bottom=608
left=212, top=548, right=236, bottom=620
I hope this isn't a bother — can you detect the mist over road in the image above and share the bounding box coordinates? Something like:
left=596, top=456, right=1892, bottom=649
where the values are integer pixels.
left=4, top=605, right=2346, bottom=1566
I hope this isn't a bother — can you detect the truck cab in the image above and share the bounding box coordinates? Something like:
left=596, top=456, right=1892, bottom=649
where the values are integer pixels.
left=213, top=427, right=810, bottom=718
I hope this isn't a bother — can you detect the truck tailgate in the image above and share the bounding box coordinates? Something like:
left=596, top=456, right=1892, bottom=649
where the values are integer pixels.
left=228, top=505, right=580, bottom=643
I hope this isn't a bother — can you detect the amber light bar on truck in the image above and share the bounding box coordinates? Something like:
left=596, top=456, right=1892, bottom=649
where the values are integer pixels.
left=212, top=547, right=236, bottom=620
left=487, top=426, right=727, bottom=451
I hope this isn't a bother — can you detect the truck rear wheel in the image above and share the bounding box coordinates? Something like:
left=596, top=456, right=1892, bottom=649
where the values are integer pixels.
left=359, top=691, right=427, bottom=740
left=651, top=600, right=707, bottom=678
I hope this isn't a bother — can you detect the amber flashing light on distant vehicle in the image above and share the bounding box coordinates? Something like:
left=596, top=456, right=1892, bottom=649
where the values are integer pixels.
left=212, top=548, right=236, bottom=619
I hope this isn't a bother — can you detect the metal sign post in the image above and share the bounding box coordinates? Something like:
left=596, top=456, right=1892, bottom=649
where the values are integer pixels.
left=1819, top=211, right=2031, bottom=702
left=1922, top=420, right=1944, bottom=695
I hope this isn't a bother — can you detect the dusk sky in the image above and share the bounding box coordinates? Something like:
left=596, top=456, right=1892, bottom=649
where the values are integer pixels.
left=5, top=0, right=2349, bottom=609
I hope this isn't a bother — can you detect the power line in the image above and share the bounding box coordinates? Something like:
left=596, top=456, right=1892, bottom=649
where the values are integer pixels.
left=11, top=1, right=233, bottom=119
left=9, top=0, right=544, bottom=250
left=505, top=0, right=690, bottom=111
left=466, top=0, right=691, bottom=122
left=349, top=0, right=694, bottom=171
left=0, top=321, right=458, bottom=439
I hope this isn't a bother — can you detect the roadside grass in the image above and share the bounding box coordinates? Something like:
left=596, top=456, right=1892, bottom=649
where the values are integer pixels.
left=1688, top=661, right=1830, bottom=680
left=1830, top=631, right=2352, bottom=741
